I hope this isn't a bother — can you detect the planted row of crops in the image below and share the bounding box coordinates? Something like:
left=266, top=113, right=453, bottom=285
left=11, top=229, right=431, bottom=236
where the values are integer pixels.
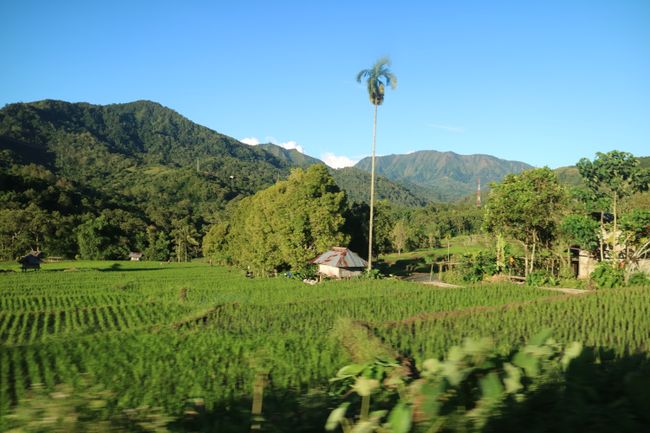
left=373, top=286, right=650, bottom=366
left=1, top=261, right=649, bottom=431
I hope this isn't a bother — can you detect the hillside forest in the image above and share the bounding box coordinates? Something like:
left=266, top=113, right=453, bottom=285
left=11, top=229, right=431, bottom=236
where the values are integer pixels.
left=1, top=100, right=649, bottom=284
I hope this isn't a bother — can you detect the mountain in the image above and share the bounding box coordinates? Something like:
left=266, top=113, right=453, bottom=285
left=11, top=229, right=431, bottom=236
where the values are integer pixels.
left=257, top=143, right=322, bottom=168
left=330, top=167, right=428, bottom=207
left=0, top=99, right=436, bottom=259
left=355, top=150, right=533, bottom=202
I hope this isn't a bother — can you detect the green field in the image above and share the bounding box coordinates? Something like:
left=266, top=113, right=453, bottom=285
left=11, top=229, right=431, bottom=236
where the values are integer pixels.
left=1, top=261, right=649, bottom=432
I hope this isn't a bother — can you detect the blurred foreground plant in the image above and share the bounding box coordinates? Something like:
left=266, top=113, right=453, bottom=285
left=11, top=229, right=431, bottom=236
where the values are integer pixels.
left=326, top=330, right=582, bottom=433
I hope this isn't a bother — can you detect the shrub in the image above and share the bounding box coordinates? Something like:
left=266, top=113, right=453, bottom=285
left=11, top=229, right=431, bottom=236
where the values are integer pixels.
left=591, top=262, right=625, bottom=289
left=627, top=272, right=650, bottom=287
left=461, top=250, right=497, bottom=283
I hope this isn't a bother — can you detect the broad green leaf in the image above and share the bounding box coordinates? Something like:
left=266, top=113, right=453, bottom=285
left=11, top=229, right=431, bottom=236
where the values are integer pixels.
left=325, top=402, right=349, bottom=431
left=387, top=402, right=412, bottom=433
left=503, top=363, right=523, bottom=394
left=529, top=328, right=553, bottom=346
left=561, top=341, right=583, bottom=369
left=479, top=372, right=504, bottom=401
left=336, top=364, right=366, bottom=378
left=350, top=420, right=376, bottom=433
left=513, top=352, right=539, bottom=377
left=352, top=377, right=380, bottom=397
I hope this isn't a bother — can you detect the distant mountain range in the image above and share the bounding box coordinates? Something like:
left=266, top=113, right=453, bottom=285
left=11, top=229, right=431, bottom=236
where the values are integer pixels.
left=2, top=99, right=645, bottom=217
left=355, top=151, right=533, bottom=202
left=0, top=100, right=427, bottom=218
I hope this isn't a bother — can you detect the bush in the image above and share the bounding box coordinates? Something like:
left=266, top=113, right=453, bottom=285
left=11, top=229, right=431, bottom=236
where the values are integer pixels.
left=627, top=272, right=650, bottom=287
left=591, top=262, right=625, bottom=289
left=461, top=251, right=497, bottom=283
left=361, top=268, right=384, bottom=279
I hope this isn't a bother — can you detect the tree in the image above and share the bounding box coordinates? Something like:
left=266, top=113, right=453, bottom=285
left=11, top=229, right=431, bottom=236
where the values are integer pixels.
left=577, top=151, right=650, bottom=259
left=356, top=57, right=397, bottom=271
left=224, top=165, right=349, bottom=275
left=483, top=168, right=566, bottom=276
left=202, top=222, right=230, bottom=263
left=391, top=219, right=408, bottom=256
left=76, top=215, right=110, bottom=260
left=171, top=219, right=199, bottom=262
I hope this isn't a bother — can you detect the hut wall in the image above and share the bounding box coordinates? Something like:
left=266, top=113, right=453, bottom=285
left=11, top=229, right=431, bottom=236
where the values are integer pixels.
left=318, top=264, right=341, bottom=278
left=340, top=268, right=363, bottom=278
left=578, top=252, right=598, bottom=279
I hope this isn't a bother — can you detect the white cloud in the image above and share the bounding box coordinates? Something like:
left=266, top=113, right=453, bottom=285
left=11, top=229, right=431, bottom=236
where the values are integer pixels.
left=240, top=136, right=304, bottom=153
left=429, top=123, right=464, bottom=133
left=321, top=152, right=358, bottom=169
left=277, top=140, right=304, bottom=154
left=240, top=137, right=260, bottom=146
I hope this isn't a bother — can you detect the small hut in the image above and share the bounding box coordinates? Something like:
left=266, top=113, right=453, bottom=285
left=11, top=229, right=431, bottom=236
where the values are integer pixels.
left=129, top=252, right=143, bottom=261
left=310, top=247, right=367, bottom=279
left=18, top=251, right=43, bottom=272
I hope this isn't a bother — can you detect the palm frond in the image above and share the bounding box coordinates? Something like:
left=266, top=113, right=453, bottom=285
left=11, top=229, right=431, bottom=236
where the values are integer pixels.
left=356, top=69, right=370, bottom=83
left=383, top=72, right=398, bottom=89
left=357, top=56, right=396, bottom=105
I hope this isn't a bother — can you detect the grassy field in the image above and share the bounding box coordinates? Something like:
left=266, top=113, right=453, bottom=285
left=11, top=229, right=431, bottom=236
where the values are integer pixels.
left=1, top=260, right=649, bottom=432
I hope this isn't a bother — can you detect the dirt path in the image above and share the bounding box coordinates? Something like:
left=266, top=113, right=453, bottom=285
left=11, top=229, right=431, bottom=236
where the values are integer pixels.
left=541, top=287, right=591, bottom=295
left=403, top=273, right=463, bottom=288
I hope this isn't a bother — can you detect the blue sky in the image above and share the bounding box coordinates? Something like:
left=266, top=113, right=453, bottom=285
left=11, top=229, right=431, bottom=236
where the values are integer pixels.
left=2, top=0, right=648, bottom=168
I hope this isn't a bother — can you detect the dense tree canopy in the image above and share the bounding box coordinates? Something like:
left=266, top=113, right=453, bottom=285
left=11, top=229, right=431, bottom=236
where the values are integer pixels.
left=210, top=165, right=349, bottom=274
left=483, top=168, right=567, bottom=276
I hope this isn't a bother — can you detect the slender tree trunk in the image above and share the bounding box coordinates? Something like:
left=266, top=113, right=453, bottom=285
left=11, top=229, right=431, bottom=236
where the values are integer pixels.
left=524, top=244, right=529, bottom=277
left=530, top=240, right=537, bottom=275
left=599, top=211, right=605, bottom=261
left=612, top=192, right=618, bottom=261
left=367, top=104, right=378, bottom=271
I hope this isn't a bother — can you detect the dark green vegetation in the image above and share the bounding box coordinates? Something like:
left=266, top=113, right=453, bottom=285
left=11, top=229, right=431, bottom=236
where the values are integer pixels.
left=0, top=100, right=433, bottom=261
left=206, top=165, right=349, bottom=274
left=1, top=262, right=649, bottom=432
left=355, top=151, right=532, bottom=202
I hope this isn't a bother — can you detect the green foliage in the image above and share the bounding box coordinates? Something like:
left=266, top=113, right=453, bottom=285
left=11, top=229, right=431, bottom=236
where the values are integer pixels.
left=330, top=167, right=429, bottom=207
left=224, top=165, right=349, bottom=274
left=355, top=151, right=532, bottom=202
left=483, top=168, right=567, bottom=275
left=328, top=332, right=583, bottom=433
left=461, top=250, right=498, bottom=283
left=560, top=214, right=599, bottom=250
left=577, top=151, right=650, bottom=206
left=2, top=262, right=650, bottom=431
left=526, top=270, right=553, bottom=287
left=591, top=262, right=625, bottom=288
left=627, top=272, right=650, bottom=287
left=356, top=57, right=397, bottom=106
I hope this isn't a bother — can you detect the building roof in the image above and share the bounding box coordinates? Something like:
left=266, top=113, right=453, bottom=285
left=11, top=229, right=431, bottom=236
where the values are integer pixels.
left=129, top=252, right=143, bottom=258
left=310, top=247, right=367, bottom=268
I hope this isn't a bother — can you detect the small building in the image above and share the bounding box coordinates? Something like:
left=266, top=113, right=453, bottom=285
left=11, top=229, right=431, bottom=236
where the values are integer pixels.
left=129, top=252, right=143, bottom=261
left=310, top=247, right=367, bottom=279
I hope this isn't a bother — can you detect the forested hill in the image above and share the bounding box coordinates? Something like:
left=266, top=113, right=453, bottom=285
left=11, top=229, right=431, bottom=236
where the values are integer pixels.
left=0, top=99, right=433, bottom=259
left=355, top=150, right=532, bottom=201
left=0, top=99, right=430, bottom=208
left=0, top=99, right=294, bottom=190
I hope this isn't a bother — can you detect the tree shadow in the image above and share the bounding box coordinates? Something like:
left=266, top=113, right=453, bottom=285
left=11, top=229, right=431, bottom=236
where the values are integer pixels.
left=377, top=258, right=427, bottom=276
left=481, top=349, right=650, bottom=433
left=168, top=387, right=338, bottom=433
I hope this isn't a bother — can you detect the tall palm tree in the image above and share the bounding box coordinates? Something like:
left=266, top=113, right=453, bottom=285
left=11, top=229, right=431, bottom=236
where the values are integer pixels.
left=356, top=57, right=397, bottom=271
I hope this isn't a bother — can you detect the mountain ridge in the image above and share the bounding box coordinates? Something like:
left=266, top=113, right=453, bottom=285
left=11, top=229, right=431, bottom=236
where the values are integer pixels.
left=355, top=150, right=533, bottom=201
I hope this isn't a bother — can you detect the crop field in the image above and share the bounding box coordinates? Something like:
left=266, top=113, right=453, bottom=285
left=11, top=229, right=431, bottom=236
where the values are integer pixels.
left=1, top=261, right=649, bottom=432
